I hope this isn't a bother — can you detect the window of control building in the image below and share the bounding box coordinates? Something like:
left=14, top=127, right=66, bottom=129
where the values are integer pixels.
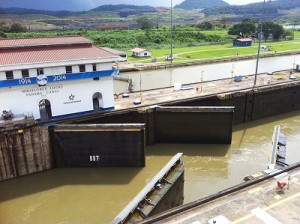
left=5, top=71, right=14, bottom=80
left=66, top=66, right=72, bottom=73
left=37, top=68, right=44, bottom=75
left=92, top=64, right=99, bottom=80
left=79, top=65, right=86, bottom=72
left=21, top=69, right=29, bottom=78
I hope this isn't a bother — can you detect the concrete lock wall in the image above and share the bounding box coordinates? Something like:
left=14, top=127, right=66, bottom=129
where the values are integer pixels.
left=0, top=125, right=52, bottom=181
left=165, top=83, right=300, bottom=125
left=251, top=84, right=300, bottom=120
left=50, top=124, right=145, bottom=167
left=154, top=107, right=234, bottom=144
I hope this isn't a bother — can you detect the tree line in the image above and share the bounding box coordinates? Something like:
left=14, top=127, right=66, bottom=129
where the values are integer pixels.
left=228, top=18, right=293, bottom=41
left=0, top=22, right=27, bottom=37
left=1, top=16, right=294, bottom=49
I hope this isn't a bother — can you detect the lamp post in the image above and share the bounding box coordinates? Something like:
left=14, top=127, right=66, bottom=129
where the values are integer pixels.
left=254, top=0, right=266, bottom=88
left=140, top=73, right=142, bottom=102
left=230, top=63, right=235, bottom=83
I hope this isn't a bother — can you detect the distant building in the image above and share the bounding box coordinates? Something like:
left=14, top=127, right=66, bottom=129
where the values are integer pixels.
left=0, top=36, right=123, bottom=121
left=233, top=38, right=253, bottom=47
left=130, top=48, right=152, bottom=57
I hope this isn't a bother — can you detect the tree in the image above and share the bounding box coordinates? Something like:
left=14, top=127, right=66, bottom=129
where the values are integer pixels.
left=136, top=34, right=148, bottom=47
left=0, top=21, right=9, bottom=32
left=136, top=16, right=153, bottom=30
left=258, top=21, right=284, bottom=41
left=0, top=31, right=7, bottom=38
left=228, top=19, right=256, bottom=37
left=282, top=29, right=294, bottom=40
left=9, top=23, right=27, bottom=33
left=196, top=21, right=214, bottom=30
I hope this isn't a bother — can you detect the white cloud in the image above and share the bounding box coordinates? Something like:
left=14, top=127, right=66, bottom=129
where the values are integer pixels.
left=1, top=0, right=94, bottom=11
left=223, top=0, right=265, bottom=5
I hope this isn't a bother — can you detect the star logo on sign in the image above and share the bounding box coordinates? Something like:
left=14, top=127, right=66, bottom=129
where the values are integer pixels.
left=69, top=94, right=75, bottom=101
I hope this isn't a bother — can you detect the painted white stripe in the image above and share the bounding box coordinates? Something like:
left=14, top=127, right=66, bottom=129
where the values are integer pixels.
left=208, top=215, right=230, bottom=224
left=188, top=221, right=202, bottom=224
left=251, top=207, right=282, bottom=224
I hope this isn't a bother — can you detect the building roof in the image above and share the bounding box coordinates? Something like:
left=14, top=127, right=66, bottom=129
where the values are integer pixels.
left=130, top=48, right=150, bottom=53
left=236, top=38, right=253, bottom=42
left=0, top=46, right=119, bottom=66
left=0, top=36, right=121, bottom=67
left=101, top=47, right=127, bottom=57
left=0, top=36, right=93, bottom=50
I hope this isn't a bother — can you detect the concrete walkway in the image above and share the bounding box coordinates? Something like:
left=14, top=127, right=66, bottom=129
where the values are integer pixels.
left=114, top=71, right=300, bottom=111
left=140, top=164, right=300, bottom=224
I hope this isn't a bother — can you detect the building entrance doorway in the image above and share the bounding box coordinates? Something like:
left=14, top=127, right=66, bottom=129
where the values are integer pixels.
left=39, top=99, right=52, bottom=121
left=92, top=92, right=103, bottom=111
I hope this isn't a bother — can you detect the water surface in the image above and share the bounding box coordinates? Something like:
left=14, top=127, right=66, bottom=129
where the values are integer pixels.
left=1, top=110, right=300, bottom=223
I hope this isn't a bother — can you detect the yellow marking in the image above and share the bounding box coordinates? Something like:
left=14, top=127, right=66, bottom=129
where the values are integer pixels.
left=54, top=129, right=141, bottom=132
left=232, top=191, right=300, bottom=223
left=274, top=195, right=282, bottom=200
left=248, top=187, right=262, bottom=194
left=253, top=172, right=263, bottom=177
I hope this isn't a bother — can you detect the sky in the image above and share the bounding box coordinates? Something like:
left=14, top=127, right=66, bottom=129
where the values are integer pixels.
left=224, top=0, right=265, bottom=5
left=0, top=0, right=267, bottom=11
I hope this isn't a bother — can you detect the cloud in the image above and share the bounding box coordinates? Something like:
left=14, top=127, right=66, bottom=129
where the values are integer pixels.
left=1, top=0, right=94, bottom=11
left=223, top=0, right=265, bottom=5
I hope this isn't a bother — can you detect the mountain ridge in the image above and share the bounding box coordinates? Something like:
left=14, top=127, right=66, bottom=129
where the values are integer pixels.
left=0, top=5, right=159, bottom=17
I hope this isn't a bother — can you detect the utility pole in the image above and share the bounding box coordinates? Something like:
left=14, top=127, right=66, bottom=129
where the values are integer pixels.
left=254, top=0, right=266, bottom=88
left=170, top=0, right=173, bottom=64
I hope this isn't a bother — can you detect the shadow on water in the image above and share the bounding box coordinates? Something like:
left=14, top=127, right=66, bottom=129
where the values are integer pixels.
left=233, top=110, right=300, bottom=132
left=0, top=167, right=143, bottom=202
left=146, top=143, right=230, bottom=157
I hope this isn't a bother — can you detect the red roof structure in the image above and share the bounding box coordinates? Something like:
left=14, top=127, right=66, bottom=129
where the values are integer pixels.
left=130, top=48, right=150, bottom=53
left=0, top=36, right=119, bottom=66
left=236, top=38, right=253, bottom=42
left=0, top=36, right=92, bottom=49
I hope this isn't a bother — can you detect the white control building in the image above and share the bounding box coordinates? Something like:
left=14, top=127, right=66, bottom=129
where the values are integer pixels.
left=0, top=36, right=122, bottom=121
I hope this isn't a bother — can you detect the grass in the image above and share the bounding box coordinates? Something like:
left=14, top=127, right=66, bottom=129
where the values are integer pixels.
left=294, top=30, right=300, bottom=39
left=127, top=38, right=300, bottom=64
left=200, top=30, right=231, bottom=36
